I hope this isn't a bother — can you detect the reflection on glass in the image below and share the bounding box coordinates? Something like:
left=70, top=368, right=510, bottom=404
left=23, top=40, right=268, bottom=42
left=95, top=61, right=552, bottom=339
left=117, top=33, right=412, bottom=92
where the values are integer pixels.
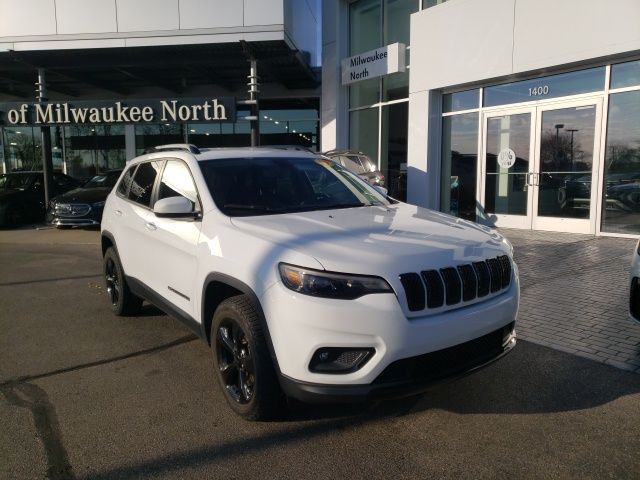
left=2, top=126, right=43, bottom=172
left=484, top=67, right=605, bottom=107
left=349, top=0, right=381, bottom=108
left=381, top=102, right=408, bottom=200
left=441, top=113, right=478, bottom=220
left=602, top=91, right=640, bottom=234
left=65, top=125, right=126, bottom=179
left=611, top=60, right=640, bottom=89
left=349, top=108, right=379, bottom=169
left=537, top=106, right=596, bottom=218
left=485, top=113, right=530, bottom=215
left=135, top=123, right=183, bottom=156
left=443, top=89, right=480, bottom=113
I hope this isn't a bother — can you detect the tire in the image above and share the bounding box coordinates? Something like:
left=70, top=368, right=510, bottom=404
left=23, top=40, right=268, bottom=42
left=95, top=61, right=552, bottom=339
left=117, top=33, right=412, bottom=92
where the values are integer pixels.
left=211, top=295, right=285, bottom=421
left=103, top=246, right=143, bottom=316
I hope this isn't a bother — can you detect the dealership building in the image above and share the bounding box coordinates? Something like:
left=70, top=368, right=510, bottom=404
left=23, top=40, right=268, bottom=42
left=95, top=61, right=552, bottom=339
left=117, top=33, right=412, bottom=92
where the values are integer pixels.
left=2, top=0, right=640, bottom=237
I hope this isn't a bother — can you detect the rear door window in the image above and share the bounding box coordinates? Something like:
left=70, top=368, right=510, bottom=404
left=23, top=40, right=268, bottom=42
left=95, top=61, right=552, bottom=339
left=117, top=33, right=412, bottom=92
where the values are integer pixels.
left=127, top=161, right=161, bottom=207
left=117, top=166, right=135, bottom=197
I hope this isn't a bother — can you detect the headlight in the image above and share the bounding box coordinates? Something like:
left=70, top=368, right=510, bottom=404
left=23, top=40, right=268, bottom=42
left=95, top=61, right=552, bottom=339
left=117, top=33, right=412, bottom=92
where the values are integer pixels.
left=279, top=263, right=393, bottom=300
left=503, top=237, right=514, bottom=256
left=92, top=201, right=105, bottom=208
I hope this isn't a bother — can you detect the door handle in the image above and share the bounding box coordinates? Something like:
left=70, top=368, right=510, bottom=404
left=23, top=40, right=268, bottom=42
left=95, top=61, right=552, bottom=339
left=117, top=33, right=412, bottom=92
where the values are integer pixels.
left=114, top=209, right=122, bottom=216
left=145, top=222, right=157, bottom=231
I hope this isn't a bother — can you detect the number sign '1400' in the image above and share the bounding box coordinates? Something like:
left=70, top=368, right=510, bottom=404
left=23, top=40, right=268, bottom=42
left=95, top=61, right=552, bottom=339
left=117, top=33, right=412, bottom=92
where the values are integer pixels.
left=529, top=86, right=550, bottom=97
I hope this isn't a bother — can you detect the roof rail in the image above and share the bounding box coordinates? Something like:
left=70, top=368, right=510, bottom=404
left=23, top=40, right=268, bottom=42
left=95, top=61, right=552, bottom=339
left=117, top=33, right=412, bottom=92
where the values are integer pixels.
left=146, top=143, right=201, bottom=154
left=259, top=145, right=316, bottom=153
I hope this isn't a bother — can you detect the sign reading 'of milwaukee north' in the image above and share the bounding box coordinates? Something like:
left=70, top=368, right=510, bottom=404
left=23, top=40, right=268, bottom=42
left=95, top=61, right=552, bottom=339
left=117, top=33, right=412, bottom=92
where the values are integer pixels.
left=341, top=43, right=406, bottom=85
left=0, top=97, right=236, bottom=126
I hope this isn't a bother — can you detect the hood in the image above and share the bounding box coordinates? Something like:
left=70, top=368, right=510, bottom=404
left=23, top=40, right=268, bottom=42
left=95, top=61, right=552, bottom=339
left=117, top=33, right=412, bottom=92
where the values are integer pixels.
left=54, top=187, right=111, bottom=204
left=230, top=203, right=510, bottom=275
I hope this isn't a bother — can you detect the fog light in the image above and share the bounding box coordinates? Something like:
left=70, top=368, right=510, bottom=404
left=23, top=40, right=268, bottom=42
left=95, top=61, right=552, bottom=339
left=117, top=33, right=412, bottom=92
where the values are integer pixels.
left=502, top=322, right=516, bottom=347
left=309, top=347, right=375, bottom=374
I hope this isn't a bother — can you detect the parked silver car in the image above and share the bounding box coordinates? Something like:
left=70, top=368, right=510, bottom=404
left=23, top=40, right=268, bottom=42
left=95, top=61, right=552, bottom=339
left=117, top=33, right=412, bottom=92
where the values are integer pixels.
left=323, top=150, right=384, bottom=186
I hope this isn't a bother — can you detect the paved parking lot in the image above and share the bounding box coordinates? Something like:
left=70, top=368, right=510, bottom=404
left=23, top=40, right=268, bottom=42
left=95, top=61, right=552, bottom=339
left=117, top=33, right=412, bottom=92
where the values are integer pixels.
left=503, top=229, right=640, bottom=373
left=1, top=227, right=639, bottom=479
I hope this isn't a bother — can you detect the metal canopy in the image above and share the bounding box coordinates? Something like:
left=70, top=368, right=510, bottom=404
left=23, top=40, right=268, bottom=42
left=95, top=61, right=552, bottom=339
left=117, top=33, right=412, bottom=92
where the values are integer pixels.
left=0, top=40, right=319, bottom=100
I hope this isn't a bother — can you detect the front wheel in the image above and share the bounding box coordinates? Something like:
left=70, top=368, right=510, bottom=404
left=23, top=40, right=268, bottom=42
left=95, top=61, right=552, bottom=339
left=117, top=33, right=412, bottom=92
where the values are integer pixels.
left=103, top=246, right=143, bottom=316
left=211, top=295, right=285, bottom=420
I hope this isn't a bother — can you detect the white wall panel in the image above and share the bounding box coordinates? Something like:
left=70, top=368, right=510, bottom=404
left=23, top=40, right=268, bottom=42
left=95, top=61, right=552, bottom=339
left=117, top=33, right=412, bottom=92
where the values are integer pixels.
left=116, top=0, right=179, bottom=32
left=409, top=0, right=514, bottom=92
left=179, top=0, right=243, bottom=30
left=244, top=0, right=283, bottom=26
left=513, top=0, right=640, bottom=72
left=0, top=0, right=56, bottom=36
left=56, top=0, right=117, bottom=34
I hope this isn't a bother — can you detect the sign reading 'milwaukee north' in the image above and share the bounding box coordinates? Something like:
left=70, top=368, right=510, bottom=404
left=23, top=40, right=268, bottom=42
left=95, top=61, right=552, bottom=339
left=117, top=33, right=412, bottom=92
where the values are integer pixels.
left=341, top=43, right=406, bottom=85
left=0, top=97, right=236, bottom=126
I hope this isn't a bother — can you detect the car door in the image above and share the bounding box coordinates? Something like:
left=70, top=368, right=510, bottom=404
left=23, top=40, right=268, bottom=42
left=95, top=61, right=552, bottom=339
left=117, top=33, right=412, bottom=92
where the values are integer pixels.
left=143, top=158, right=203, bottom=319
left=112, top=161, right=163, bottom=283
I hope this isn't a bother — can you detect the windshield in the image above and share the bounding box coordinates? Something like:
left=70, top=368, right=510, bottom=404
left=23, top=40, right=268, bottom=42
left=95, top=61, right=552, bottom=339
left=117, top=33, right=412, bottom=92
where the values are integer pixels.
left=199, top=157, right=391, bottom=217
left=83, top=171, right=122, bottom=189
left=0, top=173, right=36, bottom=191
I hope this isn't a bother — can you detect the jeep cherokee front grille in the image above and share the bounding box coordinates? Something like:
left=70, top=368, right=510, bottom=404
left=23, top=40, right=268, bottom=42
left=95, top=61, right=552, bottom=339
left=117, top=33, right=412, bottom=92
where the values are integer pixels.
left=400, top=255, right=512, bottom=312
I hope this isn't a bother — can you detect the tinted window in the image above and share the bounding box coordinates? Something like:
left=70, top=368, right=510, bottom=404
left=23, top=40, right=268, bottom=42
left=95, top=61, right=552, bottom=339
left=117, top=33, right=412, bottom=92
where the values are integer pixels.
left=127, top=162, right=161, bottom=207
left=84, top=171, right=122, bottom=189
left=158, top=160, right=199, bottom=212
left=117, top=167, right=135, bottom=196
left=0, top=173, right=36, bottom=190
left=199, top=157, right=390, bottom=217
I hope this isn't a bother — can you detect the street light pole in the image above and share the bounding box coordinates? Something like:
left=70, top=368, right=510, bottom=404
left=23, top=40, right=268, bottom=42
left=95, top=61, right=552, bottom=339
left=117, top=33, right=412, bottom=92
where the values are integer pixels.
left=37, top=68, right=54, bottom=206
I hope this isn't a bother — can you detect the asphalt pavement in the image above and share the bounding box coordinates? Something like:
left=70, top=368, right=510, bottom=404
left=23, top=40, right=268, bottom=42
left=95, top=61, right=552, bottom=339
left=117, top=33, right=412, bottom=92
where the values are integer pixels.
left=1, top=228, right=639, bottom=479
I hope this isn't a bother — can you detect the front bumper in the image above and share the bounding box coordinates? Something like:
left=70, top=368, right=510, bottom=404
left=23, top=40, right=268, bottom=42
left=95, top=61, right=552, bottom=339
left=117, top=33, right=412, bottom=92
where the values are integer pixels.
left=260, top=264, right=520, bottom=389
left=279, top=323, right=516, bottom=403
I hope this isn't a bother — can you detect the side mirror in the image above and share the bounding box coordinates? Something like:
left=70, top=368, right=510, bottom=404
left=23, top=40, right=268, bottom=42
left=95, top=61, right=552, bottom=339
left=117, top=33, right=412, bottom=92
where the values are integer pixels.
left=153, top=196, right=196, bottom=218
left=373, top=185, right=388, bottom=196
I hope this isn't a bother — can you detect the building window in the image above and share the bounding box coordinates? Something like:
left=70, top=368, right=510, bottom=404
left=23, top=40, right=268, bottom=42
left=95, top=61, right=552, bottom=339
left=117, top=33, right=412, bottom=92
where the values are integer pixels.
left=348, top=0, right=421, bottom=200
left=65, top=125, right=126, bottom=179
left=441, top=113, right=479, bottom=220
left=601, top=90, right=640, bottom=235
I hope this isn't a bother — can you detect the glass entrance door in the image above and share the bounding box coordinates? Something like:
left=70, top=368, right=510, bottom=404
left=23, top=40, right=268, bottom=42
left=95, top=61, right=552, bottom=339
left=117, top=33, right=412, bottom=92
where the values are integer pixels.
left=531, top=100, right=602, bottom=233
left=480, top=99, right=602, bottom=233
left=481, top=108, right=535, bottom=229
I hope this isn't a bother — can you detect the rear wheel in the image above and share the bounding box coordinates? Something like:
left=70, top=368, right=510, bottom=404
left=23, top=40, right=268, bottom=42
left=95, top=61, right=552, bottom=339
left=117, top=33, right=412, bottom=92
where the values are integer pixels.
left=211, top=295, right=285, bottom=420
left=103, top=246, right=143, bottom=316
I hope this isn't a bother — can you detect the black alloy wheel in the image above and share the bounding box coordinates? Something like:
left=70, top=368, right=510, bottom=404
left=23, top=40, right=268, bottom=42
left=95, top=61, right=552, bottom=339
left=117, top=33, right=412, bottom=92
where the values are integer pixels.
left=103, top=246, right=142, bottom=316
left=216, top=319, right=256, bottom=404
left=211, top=295, right=285, bottom=420
left=104, top=256, right=121, bottom=307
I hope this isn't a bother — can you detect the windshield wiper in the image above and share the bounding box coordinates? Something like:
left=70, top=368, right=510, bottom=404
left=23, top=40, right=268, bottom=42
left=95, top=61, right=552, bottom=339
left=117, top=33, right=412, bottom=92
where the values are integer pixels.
left=223, top=204, right=282, bottom=213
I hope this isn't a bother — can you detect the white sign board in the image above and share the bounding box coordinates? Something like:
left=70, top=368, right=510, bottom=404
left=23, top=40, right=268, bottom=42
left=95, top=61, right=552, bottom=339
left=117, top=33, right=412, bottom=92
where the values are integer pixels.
left=341, top=43, right=406, bottom=85
left=497, top=148, right=516, bottom=169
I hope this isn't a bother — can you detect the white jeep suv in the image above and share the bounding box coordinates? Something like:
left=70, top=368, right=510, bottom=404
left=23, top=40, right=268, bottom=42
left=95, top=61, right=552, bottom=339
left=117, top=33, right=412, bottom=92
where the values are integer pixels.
left=101, top=145, right=519, bottom=420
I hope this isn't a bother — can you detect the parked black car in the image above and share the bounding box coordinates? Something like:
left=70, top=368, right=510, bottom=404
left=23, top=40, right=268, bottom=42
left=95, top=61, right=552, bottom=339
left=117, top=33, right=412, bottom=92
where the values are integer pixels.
left=46, top=170, right=122, bottom=228
left=0, top=171, right=80, bottom=227
left=323, top=150, right=385, bottom=186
